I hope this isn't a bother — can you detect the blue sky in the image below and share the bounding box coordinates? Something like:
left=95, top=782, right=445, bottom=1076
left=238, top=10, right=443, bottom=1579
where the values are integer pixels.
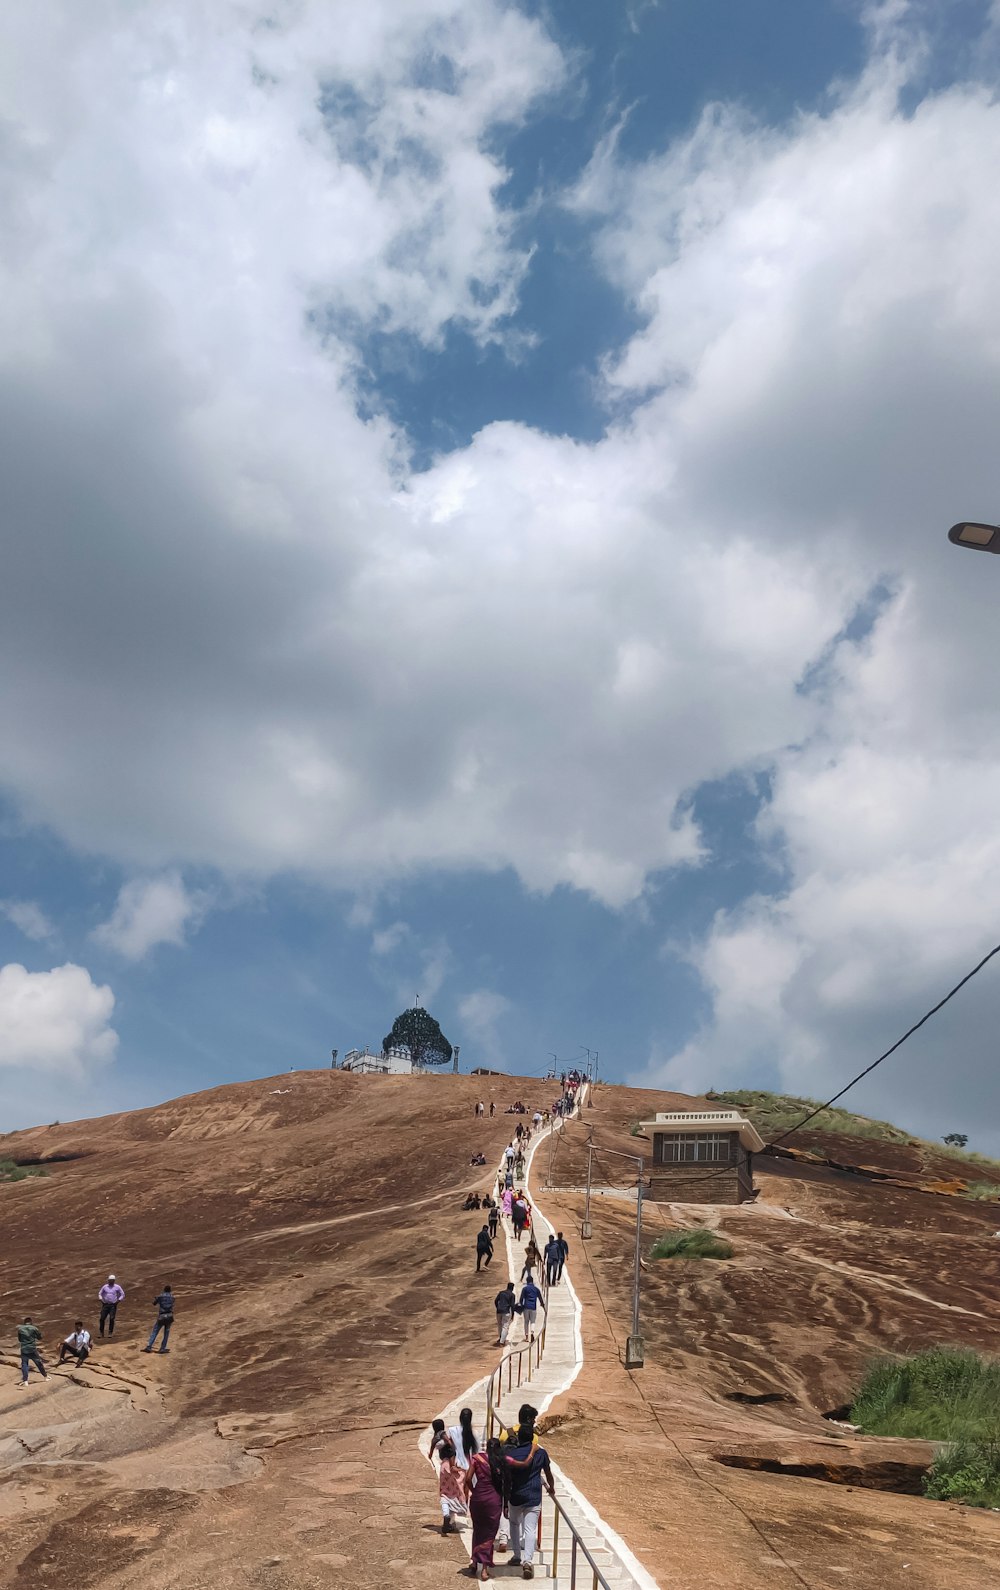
left=4, top=0, right=1000, bottom=1150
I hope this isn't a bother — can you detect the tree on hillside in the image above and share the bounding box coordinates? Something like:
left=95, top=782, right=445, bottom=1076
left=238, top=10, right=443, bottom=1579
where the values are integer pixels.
left=943, top=1133, right=969, bottom=1149
left=383, top=1006, right=453, bottom=1068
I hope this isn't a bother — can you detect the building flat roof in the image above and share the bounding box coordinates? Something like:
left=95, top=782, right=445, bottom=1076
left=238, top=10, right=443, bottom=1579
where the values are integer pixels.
left=637, top=1109, right=766, bottom=1152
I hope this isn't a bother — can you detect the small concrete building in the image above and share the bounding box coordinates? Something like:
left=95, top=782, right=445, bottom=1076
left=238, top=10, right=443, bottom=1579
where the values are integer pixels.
left=340, top=1047, right=413, bottom=1076
left=638, top=1109, right=766, bottom=1205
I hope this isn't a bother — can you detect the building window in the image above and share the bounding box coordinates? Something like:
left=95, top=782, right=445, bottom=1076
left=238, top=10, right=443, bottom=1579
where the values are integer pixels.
left=658, top=1133, right=734, bottom=1164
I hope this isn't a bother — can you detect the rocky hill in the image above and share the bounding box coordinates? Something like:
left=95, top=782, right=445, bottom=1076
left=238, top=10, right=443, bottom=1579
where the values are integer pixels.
left=0, top=1073, right=998, bottom=1588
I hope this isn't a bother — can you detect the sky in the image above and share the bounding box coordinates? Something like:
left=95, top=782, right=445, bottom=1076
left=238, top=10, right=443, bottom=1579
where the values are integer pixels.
left=3, top=0, right=1000, bottom=1149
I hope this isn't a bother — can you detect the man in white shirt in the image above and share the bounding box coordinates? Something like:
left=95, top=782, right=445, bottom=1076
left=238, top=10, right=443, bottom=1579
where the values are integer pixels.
left=58, top=1322, right=92, bottom=1365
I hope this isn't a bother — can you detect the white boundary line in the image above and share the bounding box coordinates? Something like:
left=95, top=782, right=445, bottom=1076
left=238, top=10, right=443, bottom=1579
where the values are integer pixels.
left=419, top=1088, right=661, bottom=1590
left=524, top=1092, right=662, bottom=1590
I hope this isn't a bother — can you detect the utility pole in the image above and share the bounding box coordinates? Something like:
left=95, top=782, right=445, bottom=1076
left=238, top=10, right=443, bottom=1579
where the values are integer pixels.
left=625, top=1171, right=645, bottom=1369
left=582, top=1142, right=645, bottom=1367
left=582, top=1142, right=594, bottom=1239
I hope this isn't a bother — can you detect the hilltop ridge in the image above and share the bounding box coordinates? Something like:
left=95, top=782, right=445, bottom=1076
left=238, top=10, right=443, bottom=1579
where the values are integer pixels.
left=0, top=1071, right=998, bottom=1588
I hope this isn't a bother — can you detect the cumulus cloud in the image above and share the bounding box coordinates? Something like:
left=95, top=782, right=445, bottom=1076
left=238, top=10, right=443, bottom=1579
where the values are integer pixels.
left=0, top=899, right=55, bottom=942
left=594, top=18, right=1000, bottom=1143
left=371, top=921, right=409, bottom=957
left=0, top=0, right=869, bottom=909
left=458, top=988, right=510, bottom=1063
left=93, top=873, right=209, bottom=961
left=3, top=3, right=1000, bottom=1136
left=0, top=962, right=118, bottom=1077
left=366, top=917, right=451, bottom=1010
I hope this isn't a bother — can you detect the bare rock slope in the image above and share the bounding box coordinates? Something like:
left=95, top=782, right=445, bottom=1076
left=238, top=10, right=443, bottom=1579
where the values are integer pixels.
left=1, top=1073, right=998, bottom=1589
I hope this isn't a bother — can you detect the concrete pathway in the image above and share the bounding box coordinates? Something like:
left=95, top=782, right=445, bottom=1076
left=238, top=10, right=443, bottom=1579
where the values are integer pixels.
left=423, top=1098, right=659, bottom=1589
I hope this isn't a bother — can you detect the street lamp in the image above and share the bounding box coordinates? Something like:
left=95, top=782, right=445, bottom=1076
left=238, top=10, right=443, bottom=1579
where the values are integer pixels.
left=948, top=521, right=1000, bottom=553
left=581, top=1141, right=646, bottom=1368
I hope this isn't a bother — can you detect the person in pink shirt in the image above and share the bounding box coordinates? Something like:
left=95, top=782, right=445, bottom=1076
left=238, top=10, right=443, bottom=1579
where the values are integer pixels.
left=437, top=1441, right=470, bottom=1535
left=98, top=1274, right=125, bottom=1337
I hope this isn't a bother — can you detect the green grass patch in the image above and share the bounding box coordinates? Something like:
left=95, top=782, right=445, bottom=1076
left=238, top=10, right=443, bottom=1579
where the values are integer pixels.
left=852, top=1348, right=1000, bottom=1508
left=924, top=1435, right=1000, bottom=1508
left=936, top=1144, right=1000, bottom=1176
left=0, top=1158, right=47, bottom=1182
left=851, top=1348, right=1000, bottom=1441
left=712, top=1089, right=1000, bottom=1176
left=963, top=1181, right=1000, bottom=1202
left=711, top=1089, right=912, bottom=1143
left=650, top=1228, right=733, bottom=1261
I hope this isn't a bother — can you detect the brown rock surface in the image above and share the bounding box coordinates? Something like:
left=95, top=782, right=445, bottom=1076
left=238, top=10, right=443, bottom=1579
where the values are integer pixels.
left=0, top=1072, right=998, bottom=1588
left=540, top=1084, right=1000, bottom=1589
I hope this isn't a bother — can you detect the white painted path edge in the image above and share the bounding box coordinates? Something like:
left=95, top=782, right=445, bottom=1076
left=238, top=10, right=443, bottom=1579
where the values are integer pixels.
left=420, top=1092, right=661, bottom=1590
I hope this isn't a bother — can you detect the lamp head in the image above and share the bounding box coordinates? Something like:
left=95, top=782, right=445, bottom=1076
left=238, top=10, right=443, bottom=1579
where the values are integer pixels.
left=948, top=521, right=1000, bottom=553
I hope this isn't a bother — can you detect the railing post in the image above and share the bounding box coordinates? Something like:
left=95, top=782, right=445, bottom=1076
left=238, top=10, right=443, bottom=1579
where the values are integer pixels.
left=552, top=1502, right=560, bottom=1577
left=571, top=1532, right=578, bottom=1588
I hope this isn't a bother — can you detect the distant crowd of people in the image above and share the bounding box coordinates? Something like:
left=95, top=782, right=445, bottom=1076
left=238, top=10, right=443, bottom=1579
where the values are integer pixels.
left=13, top=1274, right=177, bottom=1385
left=433, top=1085, right=586, bottom=1574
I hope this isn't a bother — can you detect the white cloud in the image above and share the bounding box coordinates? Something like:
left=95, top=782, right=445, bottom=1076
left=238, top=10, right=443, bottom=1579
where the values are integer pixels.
left=0, top=899, right=55, bottom=942
left=93, top=873, right=209, bottom=961
left=0, top=0, right=866, bottom=909
left=458, top=988, right=510, bottom=1062
left=371, top=921, right=409, bottom=957
left=367, top=917, right=451, bottom=1011
left=3, top=2, right=1000, bottom=1143
left=0, top=962, right=118, bottom=1077
left=598, top=25, right=1000, bottom=1143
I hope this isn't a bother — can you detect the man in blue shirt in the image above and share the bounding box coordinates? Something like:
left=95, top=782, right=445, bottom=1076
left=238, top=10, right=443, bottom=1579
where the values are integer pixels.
left=517, top=1278, right=545, bottom=1342
left=505, top=1423, right=555, bottom=1578
left=543, top=1235, right=560, bottom=1286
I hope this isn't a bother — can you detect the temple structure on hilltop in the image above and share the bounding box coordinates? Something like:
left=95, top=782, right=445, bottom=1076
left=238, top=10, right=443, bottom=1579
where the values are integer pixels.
left=338, top=1004, right=458, bottom=1075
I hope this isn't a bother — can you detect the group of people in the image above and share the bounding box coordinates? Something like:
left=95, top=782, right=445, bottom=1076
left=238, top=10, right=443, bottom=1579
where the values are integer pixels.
left=431, top=1402, right=554, bottom=1581
left=13, top=1273, right=177, bottom=1385
left=492, top=1276, right=546, bottom=1343
left=430, top=1091, right=587, bottom=1574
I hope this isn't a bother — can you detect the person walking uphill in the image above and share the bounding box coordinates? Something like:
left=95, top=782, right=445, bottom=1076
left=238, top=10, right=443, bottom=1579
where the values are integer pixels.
left=437, top=1440, right=470, bottom=1535
left=504, top=1418, right=555, bottom=1578
left=464, top=1436, right=507, bottom=1580
left=555, top=1231, right=570, bottom=1282
left=17, top=1318, right=48, bottom=1386
left=493, top=1280, right=516, bottom=1345
left=544, top=1235, right=560, bottom=1287
left=143, top=1285, right=175, bottom=1353
left=517, top=1276, right=545, bottom=1342
left=98, top=1274, right=125, bottom=1337
left=488, top=1202, right=500, bottom=1240
left=476, top=1225, right=494, bottom=1272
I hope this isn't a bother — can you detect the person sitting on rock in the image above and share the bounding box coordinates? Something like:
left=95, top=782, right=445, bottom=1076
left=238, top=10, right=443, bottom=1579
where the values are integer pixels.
left=58, top=1321, right=92, bottom=1366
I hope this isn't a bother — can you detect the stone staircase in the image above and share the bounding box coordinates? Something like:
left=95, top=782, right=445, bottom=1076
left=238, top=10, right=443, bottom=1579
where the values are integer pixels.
left=425, top=1097, right=655, bottom=1590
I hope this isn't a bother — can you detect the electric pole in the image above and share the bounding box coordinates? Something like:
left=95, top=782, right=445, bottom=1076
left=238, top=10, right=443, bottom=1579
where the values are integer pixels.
left=582, top=1141, right=594, bottom=1239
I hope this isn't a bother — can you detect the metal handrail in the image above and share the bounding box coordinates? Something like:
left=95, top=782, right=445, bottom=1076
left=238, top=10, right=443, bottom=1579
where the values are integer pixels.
left=544, top=1489, right=614, bottom=1590
left=485, top=1307, right=547, bottom=1437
